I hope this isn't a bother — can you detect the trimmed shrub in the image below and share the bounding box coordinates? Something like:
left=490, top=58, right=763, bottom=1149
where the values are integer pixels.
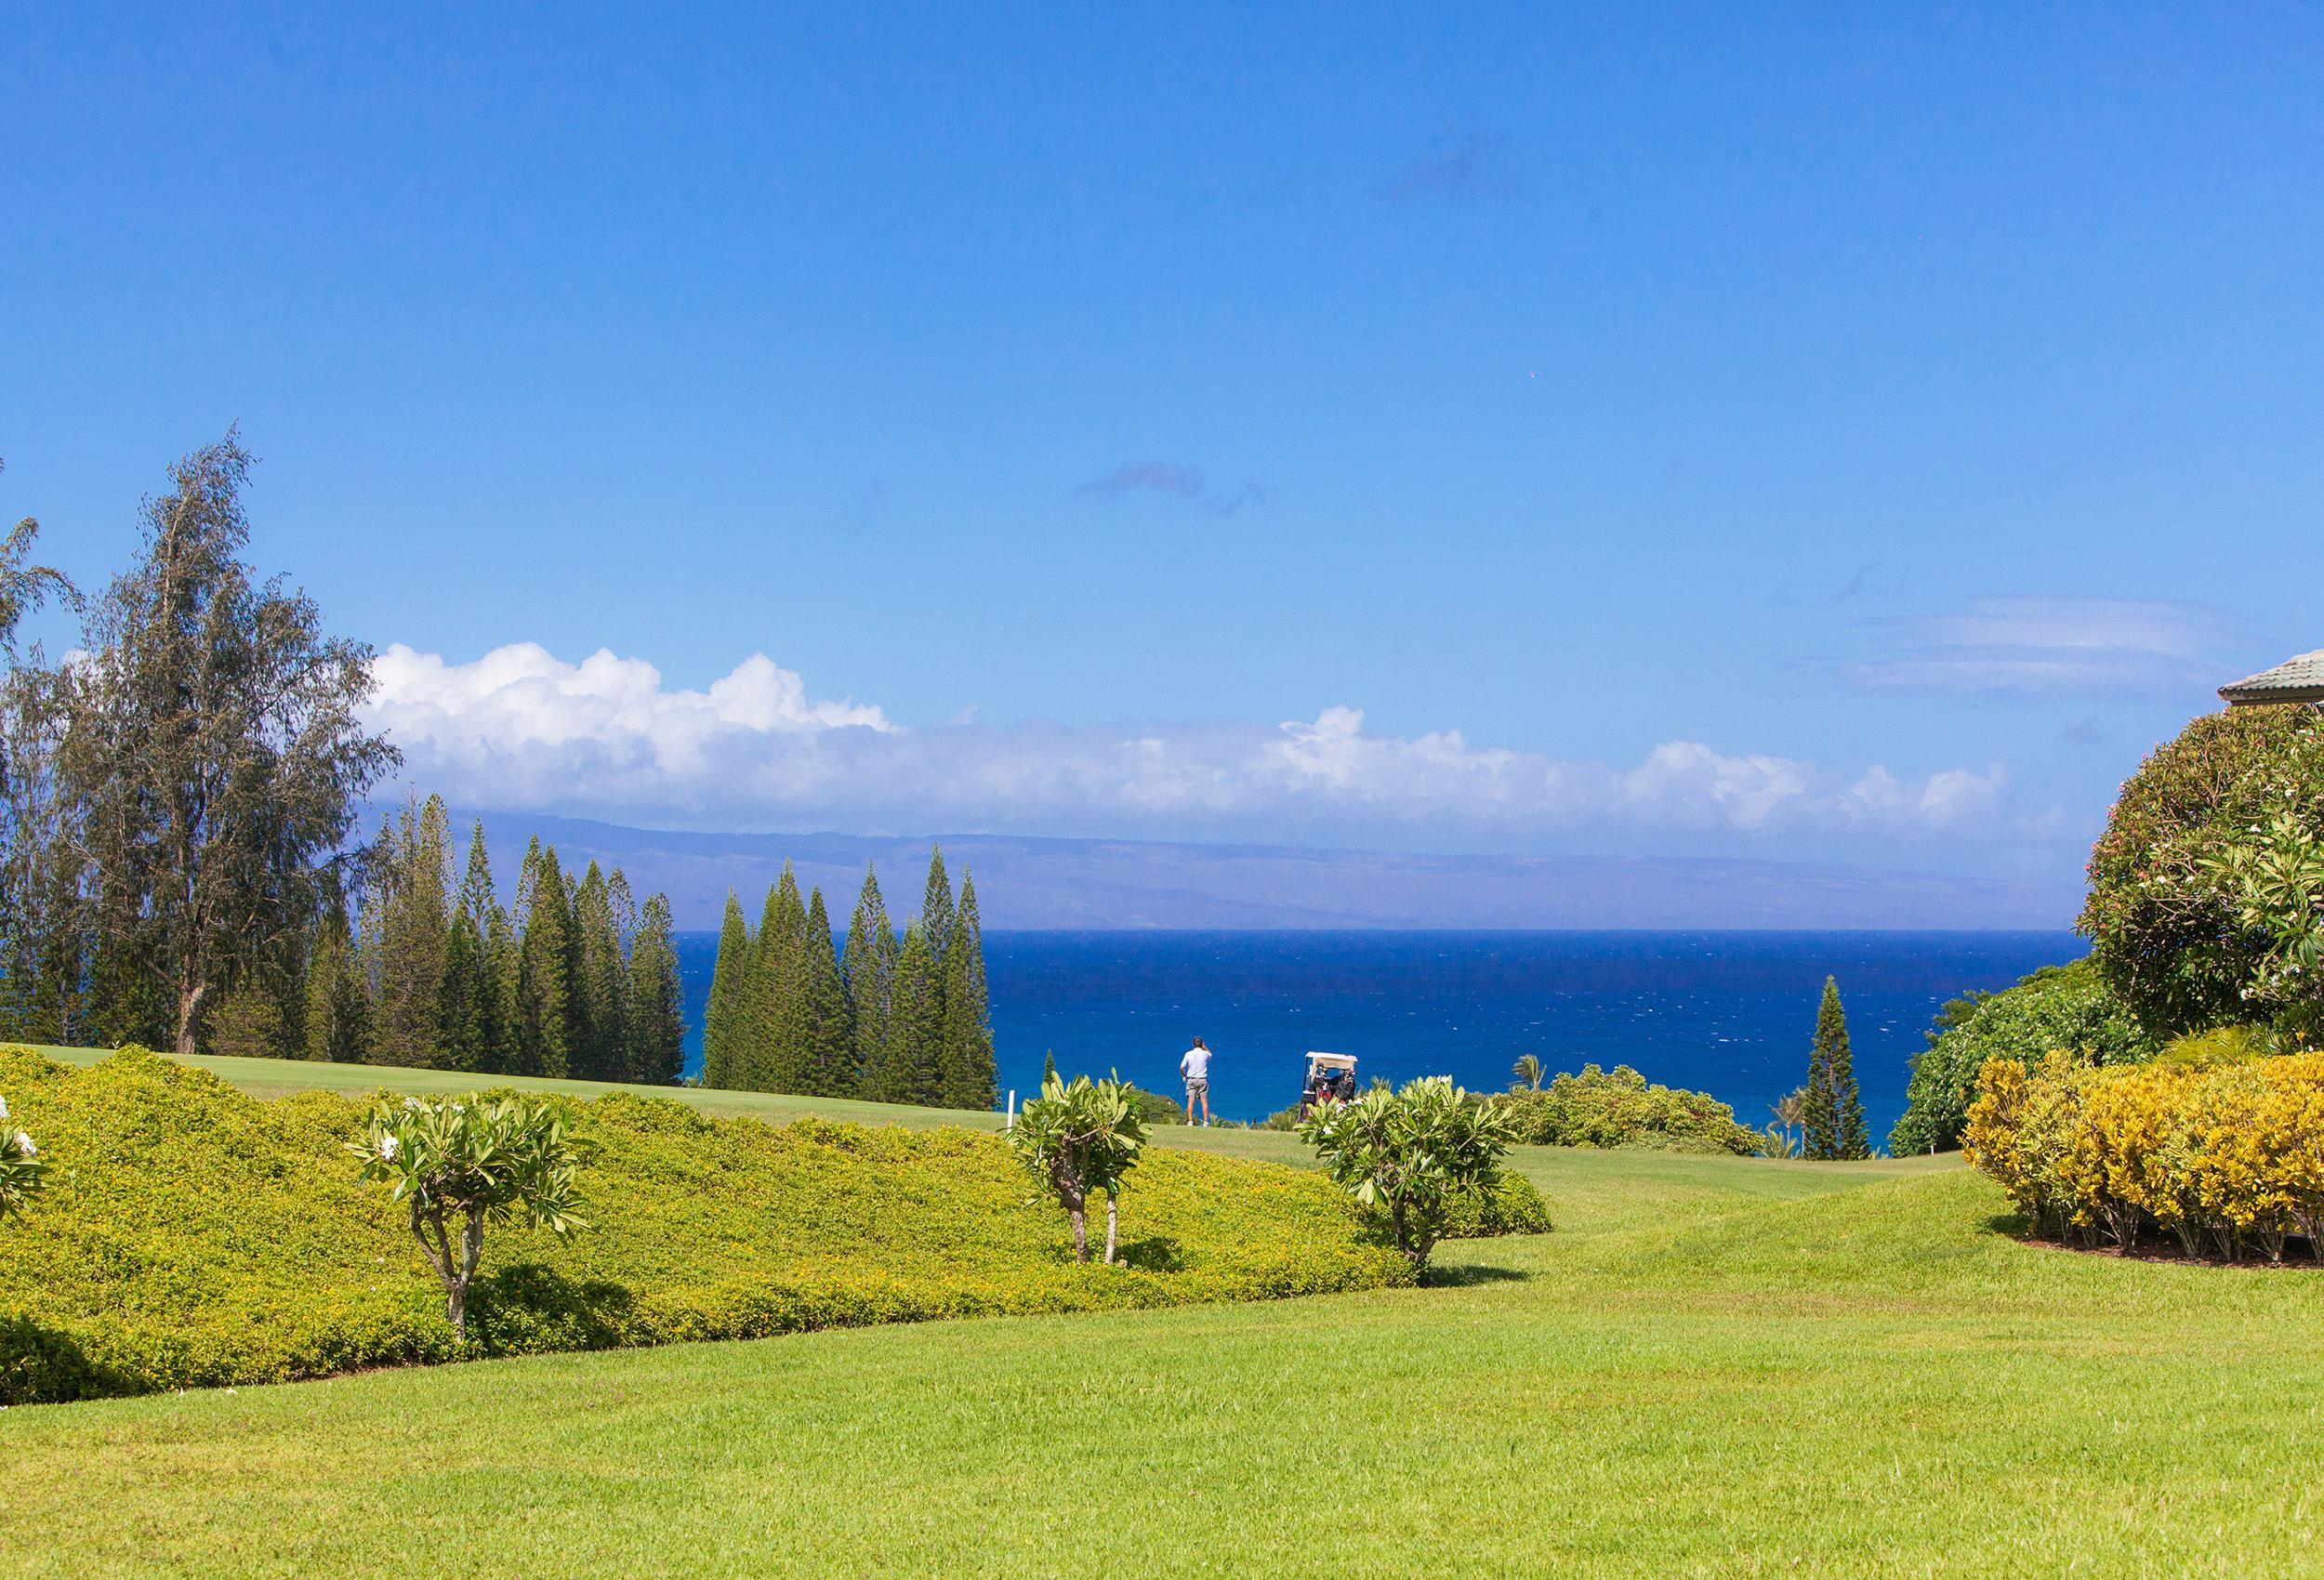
left=1963, top=1048, right=2324, bottom=1262
left=1889, top=959, right=2152, bottom=1155
left=1121, top=1084, right=1188, bottom=1126
left=0, top=1047, right=1410, bottom=1402
left=1441, top=1172, right=1553, bottom=1239
left=1499, top=1064, right=1759, bottom=1155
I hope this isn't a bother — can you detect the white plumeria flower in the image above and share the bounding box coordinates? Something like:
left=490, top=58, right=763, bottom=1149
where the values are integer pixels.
left=403, top=1097, right=422, bottom=1111
left=377, top=1133, right=400, bottom=1162
left=0, top=1095, right=10, bottom=1119
left=14, top=1131, right=33, bottom=1157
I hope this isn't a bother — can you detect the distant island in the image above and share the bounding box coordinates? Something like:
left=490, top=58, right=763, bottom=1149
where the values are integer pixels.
left=441, top=810, right=2080, bottom=932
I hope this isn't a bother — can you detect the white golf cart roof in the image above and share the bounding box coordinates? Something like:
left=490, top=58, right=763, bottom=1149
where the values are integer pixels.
left=1305, top=1051, right=1357, bottom=1071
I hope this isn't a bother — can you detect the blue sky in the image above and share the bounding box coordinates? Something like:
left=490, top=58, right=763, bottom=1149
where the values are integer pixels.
left=4, top=5, right=2320, bottom=888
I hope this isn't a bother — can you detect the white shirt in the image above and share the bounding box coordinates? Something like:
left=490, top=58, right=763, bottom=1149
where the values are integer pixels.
left=1181, top=1046, right=1211, bottom=1081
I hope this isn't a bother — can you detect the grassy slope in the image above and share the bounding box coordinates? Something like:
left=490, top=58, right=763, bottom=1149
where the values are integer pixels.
left=11, top=1058, right=2324, bottom=1576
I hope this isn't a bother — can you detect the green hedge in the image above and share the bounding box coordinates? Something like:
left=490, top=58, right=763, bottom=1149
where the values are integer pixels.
left=1888, top=959, right=2152, bottom=1155
left=0, top=1047, right=1415, bottom=1403
left=1499, top=1064, right=1760, bottom=1154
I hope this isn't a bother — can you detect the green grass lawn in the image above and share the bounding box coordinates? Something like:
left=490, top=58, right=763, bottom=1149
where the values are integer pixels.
left=30, top=1043, right=1017, bottom=1132
left=7, top=1054, right=2321, bottom=1577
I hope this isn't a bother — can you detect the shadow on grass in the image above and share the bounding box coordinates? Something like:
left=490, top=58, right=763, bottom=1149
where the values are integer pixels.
left=1425, top=1263, right=1528, bottom=1288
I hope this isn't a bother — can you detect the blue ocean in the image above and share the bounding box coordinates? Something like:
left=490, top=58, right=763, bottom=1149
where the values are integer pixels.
left=674, top=929, right=2083, bottom=1141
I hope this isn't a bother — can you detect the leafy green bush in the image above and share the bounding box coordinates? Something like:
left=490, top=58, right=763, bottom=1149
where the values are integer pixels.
left=1888, top=959, right=2151, bottom=1155
left=1499, top=1064, right=1760, bottom=1154
left=2155, top=1024, right=2281, bottom=1068
left=1440, top=1172, right=1553, bottom=1238
left=0, top=1047, right=1410, bottom=1402
left=1299, top=1076, right=1514, bottom=1272
left=2080, top=704, right=2324, bottom=1040
left=1120, top=1084, right=1187, bottom=1126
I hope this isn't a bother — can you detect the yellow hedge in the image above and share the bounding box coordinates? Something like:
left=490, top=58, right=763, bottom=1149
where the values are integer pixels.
left=0, top=1047, right=1418, bottom=1402
left=1963, top=1050, right=2324, bottom=1261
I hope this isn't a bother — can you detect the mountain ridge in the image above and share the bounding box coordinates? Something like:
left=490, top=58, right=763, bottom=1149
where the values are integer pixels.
left=411, top=810, right=2079, bottom=932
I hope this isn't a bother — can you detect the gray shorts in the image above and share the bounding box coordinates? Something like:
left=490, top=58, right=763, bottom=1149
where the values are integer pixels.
left=1184, top=1077, right=1208, bottom=1097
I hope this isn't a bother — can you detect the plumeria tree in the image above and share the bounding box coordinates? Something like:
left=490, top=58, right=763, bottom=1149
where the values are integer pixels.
left=1008, top=1073, right=1149, bottom=1264
left=1299, top=1076, right=1514, bottom=1274
left=0, top=1094, right=42, bottom=1221
left=2198, top=806, right=2324, bottom=1040
left=350, top=1095, right=589, bottom=1341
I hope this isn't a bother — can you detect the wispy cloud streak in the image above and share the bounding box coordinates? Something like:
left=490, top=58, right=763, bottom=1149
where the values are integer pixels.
left=1846, top=596, right=2249, bottom=697
left=1377, top=131, right=1512, bottom=201
left=1076, top=464, right=1269, bottom=515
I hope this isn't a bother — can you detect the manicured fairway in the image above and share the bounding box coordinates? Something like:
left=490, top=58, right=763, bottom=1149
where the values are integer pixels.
left=9, top=1112, right=2319, bottom=1579
left=31, top=1043, right=1014, bottom=1131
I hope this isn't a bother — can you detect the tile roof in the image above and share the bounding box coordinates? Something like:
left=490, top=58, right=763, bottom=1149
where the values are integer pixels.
left=2220, top=650, right=2324, bottom=705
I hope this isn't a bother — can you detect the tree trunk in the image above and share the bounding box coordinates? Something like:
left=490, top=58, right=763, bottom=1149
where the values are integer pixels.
left=1066, top=1190, right=1089, bottom=1263
left=175, top=975, right=207, bottom=1056
left=1103, top=1191, right=1118, bottom=1265
left=446, top=1204, right=486, bottom=1342
left=411, top=1204, right=467, bottom=1339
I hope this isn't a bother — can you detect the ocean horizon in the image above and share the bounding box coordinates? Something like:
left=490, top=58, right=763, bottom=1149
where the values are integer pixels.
left=674, top=928, right=2085, bottom=1142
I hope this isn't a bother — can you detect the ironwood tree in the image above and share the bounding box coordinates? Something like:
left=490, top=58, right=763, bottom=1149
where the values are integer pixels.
left=65, top=435, right=399, bottom=1054
left=841, top=863, right=897, bottom=1091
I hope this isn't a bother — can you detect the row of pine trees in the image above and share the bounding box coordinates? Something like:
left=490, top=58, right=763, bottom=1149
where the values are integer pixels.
left=702, top=848, right=995, bottom=1111
left=286, top=795, right=687, bottom=1082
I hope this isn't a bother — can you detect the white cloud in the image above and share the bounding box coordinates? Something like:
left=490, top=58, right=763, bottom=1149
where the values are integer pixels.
left=1846, top=596, right=2245, bottom=696
left=366, top=643, right=2038, bottom=849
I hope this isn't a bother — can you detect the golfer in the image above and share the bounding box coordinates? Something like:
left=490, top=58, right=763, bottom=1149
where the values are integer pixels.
left=1180, top=1036, right=1214, bottom=1126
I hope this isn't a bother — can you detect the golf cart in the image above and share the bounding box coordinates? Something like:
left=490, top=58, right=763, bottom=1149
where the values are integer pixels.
left=1300, top=1051, right=1358, bottom=1117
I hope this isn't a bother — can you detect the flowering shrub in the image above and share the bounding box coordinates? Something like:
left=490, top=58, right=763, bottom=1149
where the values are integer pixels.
left=1300, top=1076, right=1515, bottom=1272
left=0, top=1093, right=41, bottom=1221
left=1963, top=1049, right=2324, bottom=1261
left=350, top=1095, right=590, bottom=1340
